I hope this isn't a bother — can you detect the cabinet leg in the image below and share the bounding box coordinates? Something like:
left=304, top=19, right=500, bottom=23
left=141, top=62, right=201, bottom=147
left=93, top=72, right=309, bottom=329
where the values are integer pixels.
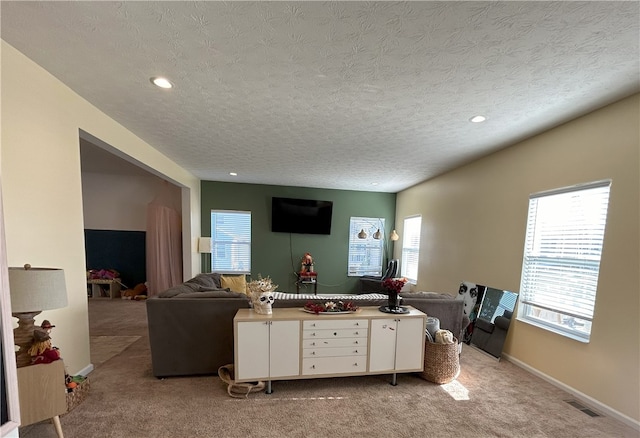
left=266, top=380, right=273, bottom=394
left=52, top=415, right=64, bottom=438
left=390, top=373, right=398, bottom=386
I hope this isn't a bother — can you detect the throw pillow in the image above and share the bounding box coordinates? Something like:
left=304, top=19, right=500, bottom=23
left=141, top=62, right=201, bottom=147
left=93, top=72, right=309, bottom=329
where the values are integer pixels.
left=221, top=275, right=248, bottom=295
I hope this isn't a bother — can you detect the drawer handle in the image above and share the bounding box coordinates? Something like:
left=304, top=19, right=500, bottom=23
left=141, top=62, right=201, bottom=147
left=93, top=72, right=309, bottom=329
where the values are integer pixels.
left=311, top=323, right=316, bottom=327
left=311, top=342, right=316, bottom=346
left=354, top=331, right=359, bottom=335
left=354, top=350, right=358, bottom=354
left=355, top=340, right=359, bottom=344
left=333, top=332, right=337, bottom=336
left=353, top=362, right=358, bottom=367
left=311, top=332, right=316, bottom=336
left=311, top=365, right=315, bottom=369
left=355, top=322, right=359, bottom=326
left=311, top=351, right=316, bottom=355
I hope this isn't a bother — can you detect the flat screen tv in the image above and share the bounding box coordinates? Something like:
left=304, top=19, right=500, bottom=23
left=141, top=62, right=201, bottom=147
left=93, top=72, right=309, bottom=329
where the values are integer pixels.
left=271, top=197, right=333, bottom=235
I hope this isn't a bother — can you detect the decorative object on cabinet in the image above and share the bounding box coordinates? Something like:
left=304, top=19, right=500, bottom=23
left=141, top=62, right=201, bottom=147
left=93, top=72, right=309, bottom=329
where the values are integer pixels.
left=8, top=264, right=68, bottom=367
left=302, top=301, right=359, bottom=314
left=379, top=277, right=409, bottom=314
left=247, top=275, right=278, bottom=315
left=28, top=329, right=61, bottom=365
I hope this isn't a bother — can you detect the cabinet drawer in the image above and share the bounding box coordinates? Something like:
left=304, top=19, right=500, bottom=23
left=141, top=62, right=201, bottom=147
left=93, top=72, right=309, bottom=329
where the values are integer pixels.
left=302, top=356, right=367, bottom=375
left=303, top=319, right=368, bottom=330
left=303, top=346, right=367, bottom=358
left=303, top=328, right=368, bottom=339
left=303, top=338, right=365, bottom=349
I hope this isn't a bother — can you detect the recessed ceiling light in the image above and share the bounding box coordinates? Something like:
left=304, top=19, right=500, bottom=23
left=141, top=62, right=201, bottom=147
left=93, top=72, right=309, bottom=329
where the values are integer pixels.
left=229, top=172, right=237, bottom=176
left=469, top=115, right=486, bottom=123
left=150, top=77, right=173, bottom=89
left=371, top=182, right=379, bottom=186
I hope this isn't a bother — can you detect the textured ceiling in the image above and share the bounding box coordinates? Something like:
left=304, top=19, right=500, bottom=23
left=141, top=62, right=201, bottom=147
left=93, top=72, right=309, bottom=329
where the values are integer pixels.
left=2, top=1, right=639, bottom=192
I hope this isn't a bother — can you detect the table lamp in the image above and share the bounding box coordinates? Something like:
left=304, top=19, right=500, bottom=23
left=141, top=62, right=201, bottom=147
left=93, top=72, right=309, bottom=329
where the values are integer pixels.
left=9, top=264, right=68, bottom=367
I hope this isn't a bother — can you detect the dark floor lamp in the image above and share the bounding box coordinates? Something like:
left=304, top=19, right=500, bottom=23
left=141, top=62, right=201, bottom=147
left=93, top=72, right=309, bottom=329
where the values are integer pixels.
left=9, top=264, right=68, bottom=367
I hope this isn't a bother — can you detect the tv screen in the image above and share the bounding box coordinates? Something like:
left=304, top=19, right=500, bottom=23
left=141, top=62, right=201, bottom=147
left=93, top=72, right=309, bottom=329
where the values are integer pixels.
left=271, top=197, right=333, bottom=235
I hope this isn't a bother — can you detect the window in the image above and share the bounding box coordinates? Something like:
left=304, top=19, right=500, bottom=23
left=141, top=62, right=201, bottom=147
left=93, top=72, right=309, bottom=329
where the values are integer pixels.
left=518, top=180, right=611, bottom=342
left=210, top=210, right=251, bottom=274
left=348, top=217, right=385, bottom=276
left=400, top=216, right=421, bottom=283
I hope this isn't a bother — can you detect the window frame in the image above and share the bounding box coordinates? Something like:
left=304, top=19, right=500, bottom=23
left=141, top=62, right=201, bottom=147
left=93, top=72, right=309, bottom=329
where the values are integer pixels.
left=517, top=180, right=612, bottom=343
left=347, top=217, right=386, bottom=277
left=210, top=210, right=251, bottom=274
left=400, top=215, right=421, bottom=284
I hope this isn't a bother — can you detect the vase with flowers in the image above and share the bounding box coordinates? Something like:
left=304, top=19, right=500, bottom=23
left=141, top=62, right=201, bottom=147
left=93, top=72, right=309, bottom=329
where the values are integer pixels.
left=381, top=277, right=408, bottom=314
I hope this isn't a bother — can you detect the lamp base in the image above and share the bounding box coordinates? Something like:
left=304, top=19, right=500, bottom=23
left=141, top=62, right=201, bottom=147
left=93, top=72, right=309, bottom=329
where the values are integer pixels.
left=13, top=311, right=42, bottom=367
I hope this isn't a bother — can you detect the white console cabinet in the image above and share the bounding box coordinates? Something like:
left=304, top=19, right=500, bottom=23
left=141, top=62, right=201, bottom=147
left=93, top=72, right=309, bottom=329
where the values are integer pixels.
left=234, top=307, right=426, bottom=389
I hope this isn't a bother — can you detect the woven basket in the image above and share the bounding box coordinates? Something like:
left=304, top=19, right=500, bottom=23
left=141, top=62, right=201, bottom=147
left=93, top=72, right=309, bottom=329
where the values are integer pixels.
left=419, top=337, right=460, bottom=384
left=63, top=377, right=90, bottom=415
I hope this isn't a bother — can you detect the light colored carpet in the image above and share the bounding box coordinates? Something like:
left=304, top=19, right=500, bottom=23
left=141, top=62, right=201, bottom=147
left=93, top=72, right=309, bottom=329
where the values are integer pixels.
left=19, top=300, right=639, bottom=438
left=90, top=335, right=141, bottom=367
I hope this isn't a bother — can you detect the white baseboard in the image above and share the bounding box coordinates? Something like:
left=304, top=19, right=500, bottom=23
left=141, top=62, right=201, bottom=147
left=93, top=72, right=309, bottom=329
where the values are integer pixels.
left=76, top=363, right=95, bottom=377
left=502, top=353, right=640, bottom=432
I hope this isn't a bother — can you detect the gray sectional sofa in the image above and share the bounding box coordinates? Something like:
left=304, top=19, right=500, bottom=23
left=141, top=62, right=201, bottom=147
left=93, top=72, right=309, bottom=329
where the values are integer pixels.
left=146, top=273, right=468, bottom=378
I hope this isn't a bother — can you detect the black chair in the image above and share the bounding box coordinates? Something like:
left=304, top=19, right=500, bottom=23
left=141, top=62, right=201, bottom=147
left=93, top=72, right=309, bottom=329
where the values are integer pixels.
left=359, top=259, right=399, bottom=294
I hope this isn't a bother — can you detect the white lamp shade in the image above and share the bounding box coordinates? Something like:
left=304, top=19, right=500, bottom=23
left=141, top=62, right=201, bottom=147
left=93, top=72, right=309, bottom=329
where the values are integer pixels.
left=390, top=230, right=400, bottom=241
left=198, top=237, right=212, bottom=253
left=8, top=266, right=68, bottom=313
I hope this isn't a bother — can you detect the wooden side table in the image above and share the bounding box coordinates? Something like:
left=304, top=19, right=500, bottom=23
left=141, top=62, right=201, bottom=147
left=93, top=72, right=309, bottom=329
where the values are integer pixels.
left=87, top=278, right=121, bottom=299
left=17, top=360, right=66, bottom=437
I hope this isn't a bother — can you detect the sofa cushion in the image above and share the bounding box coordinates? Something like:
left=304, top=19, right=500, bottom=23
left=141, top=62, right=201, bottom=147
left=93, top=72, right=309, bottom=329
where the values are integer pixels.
left=221, top=274, right=248, bottom=294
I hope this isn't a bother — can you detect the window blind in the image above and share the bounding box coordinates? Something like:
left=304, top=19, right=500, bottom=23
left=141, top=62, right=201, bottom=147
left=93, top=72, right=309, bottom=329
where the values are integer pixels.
left=519, top=180, right=611, bottom=341
left=400, top=216, right=421, bottom=283
left=347, top=217, right=385, bottom=276
left=211, top=210, right=251, bottom=274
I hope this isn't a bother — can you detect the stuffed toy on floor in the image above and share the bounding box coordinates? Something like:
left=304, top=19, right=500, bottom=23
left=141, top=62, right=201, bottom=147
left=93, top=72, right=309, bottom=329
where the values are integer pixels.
left=121, top=283, right=147, bottom=300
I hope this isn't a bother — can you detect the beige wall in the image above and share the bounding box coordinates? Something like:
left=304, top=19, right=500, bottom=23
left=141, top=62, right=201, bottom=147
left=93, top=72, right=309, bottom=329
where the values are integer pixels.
left=396, top=94, right=639, bottom=423
left=1, top=41, right=202, bottom=375
left=82, top=172, right=181, bottom=231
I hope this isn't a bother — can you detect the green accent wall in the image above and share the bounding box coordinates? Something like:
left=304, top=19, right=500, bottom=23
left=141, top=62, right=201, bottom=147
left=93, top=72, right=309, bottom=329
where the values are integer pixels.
left=201, top=181, right=396, bottom=294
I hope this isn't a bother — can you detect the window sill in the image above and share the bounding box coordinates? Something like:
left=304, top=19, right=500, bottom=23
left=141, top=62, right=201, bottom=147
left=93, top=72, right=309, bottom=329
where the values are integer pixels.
left=516, top=316, right=590, bottom=343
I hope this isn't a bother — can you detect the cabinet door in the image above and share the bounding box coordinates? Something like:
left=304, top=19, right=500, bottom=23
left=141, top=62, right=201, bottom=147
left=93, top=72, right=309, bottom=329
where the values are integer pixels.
left=369, top=318, right=397, bottom=372
left=394, top=317, right=425, bottom=371
left=236, top=321, right=270, bottom=380
left=269, top=320, right=300, bottom=378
